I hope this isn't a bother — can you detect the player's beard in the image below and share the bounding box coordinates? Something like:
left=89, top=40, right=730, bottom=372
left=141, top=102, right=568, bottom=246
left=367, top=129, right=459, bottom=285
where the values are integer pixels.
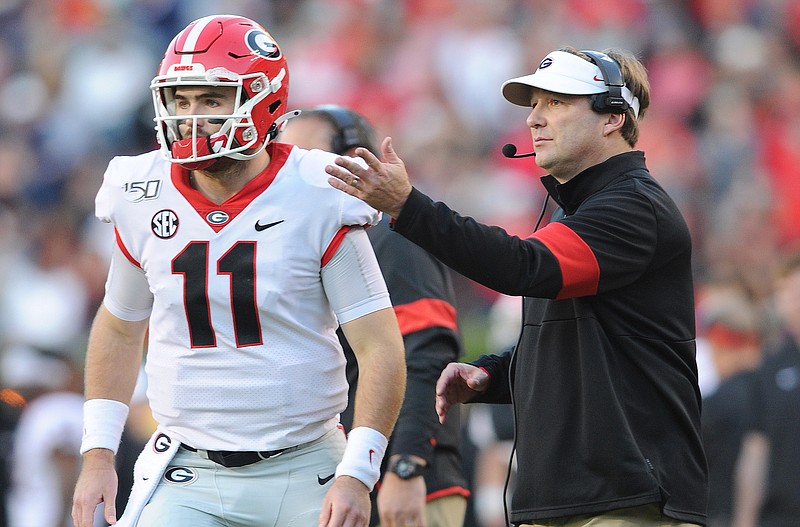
left=201, top=154, right=246, bottom=181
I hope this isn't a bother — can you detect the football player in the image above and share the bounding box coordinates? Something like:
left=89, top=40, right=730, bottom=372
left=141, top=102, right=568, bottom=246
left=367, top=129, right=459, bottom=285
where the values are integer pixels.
left=71, top=15, right=405, bottom=527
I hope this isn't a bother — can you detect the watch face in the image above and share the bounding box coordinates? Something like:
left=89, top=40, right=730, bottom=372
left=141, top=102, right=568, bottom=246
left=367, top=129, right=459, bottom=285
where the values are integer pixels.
left=395, top=459, right=416, bottom=478
left=392, top=457, right=423, bottom=479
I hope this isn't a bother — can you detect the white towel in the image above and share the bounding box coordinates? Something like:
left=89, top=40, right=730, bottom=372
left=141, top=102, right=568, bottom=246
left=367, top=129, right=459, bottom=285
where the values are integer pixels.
left=116, top=428, right=179, bottom=527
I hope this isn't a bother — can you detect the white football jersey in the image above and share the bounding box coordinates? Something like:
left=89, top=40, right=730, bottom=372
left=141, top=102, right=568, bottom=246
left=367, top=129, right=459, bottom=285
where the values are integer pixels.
left=96, top=143, right=388, bottom=450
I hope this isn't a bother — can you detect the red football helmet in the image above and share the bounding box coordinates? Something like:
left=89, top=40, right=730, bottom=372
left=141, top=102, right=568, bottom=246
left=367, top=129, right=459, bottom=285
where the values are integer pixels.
left=151, top=15, right=292, bottom=169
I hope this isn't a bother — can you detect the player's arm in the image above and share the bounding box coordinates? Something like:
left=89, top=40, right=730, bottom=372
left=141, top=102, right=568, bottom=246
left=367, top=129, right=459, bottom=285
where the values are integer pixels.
left=319, top=227, right=406, bottom=526
left=341, top=309, right=406, bottom=437
left=322, top=226, right=406, bottom=441
left=72, top=242, right=152, bottom=527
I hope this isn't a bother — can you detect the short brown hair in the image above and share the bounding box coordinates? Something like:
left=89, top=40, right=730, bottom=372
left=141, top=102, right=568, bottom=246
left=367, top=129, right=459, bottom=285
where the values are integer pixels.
left=560, top=47, right=650, bottom=147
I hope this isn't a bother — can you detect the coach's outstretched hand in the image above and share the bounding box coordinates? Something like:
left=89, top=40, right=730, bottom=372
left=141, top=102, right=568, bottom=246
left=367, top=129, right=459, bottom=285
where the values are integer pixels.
left=326, top=137, right=412, bottom=219
left=435, top=363, right=490, bottom=424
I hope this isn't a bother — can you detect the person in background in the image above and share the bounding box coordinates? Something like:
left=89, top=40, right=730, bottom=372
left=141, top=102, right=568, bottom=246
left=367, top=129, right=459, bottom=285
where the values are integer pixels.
left=3, top=345, right=84, bottom=527
left=280, top=105, right=470, bottom=527
left=734, top=253, right=800, bottom=527
left=71, top=15, right=405, bottom=527
left=695, top=279, right=763, bottom=527
left=326, top=47, right=707, bottom=526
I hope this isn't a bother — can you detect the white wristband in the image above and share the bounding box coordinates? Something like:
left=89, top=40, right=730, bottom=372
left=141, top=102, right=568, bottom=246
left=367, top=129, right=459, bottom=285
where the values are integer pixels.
left=335, top=426, right=388, bottom=491
left=80, top=398, right=129, bottom=455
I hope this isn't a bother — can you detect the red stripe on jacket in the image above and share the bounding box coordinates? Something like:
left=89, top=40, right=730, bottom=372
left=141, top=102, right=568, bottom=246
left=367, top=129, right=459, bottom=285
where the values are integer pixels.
left=532, top=222, right=600, bottom=299
left=394, top=298, right=457, bottom=335
left=426, top=486, right=471, bottom=501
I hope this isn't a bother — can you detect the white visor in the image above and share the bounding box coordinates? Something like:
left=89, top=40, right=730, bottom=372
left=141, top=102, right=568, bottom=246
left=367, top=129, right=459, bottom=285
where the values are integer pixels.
left=502, top=50, right=639, bottom=117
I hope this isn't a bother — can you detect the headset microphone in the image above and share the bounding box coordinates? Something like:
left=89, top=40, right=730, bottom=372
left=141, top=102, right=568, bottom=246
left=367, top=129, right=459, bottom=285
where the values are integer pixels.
left=502, top=143, right=536, bottom=158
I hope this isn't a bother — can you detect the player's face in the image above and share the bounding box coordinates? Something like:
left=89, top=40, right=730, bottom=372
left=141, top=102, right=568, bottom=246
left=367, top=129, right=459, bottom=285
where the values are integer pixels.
left=174, top=86, right=238, bottom=139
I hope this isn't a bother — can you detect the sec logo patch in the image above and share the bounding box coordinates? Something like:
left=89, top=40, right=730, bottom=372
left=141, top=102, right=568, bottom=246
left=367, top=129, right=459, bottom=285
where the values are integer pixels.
left=152, top=210, right=179, bottom=239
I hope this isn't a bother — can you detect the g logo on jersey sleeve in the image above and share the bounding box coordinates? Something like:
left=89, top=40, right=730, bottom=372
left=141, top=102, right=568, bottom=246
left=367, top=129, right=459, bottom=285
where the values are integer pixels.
left=152, top=210, right=179, bottom=239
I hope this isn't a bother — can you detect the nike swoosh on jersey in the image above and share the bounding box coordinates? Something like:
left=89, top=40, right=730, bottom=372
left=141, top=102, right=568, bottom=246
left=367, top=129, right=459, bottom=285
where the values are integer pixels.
left=317, top=473, right=335, bottom=485
left=255, top=219, right=285, bottom=232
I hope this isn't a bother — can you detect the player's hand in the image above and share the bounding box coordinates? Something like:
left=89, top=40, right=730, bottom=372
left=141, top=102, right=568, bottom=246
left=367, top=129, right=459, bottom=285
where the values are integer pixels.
left=326, top=137, right=412, bottom=219
left=377, top=473, right=427, bottom=527
left=72, top=448, right=119, bottom=526
left=435, top=362, right=489, bottom=424
left=319, top=475, right=371, bottom=527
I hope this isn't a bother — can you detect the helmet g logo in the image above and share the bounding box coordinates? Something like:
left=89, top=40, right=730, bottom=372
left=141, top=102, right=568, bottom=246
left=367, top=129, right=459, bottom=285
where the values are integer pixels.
left=245, top=29, right=281, bottom=60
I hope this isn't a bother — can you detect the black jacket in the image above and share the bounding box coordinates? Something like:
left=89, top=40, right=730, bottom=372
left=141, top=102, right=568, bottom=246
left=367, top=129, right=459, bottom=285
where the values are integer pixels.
left=391, top=151, right=707, bottom=525
left=339, top=216, right=469, bottom=516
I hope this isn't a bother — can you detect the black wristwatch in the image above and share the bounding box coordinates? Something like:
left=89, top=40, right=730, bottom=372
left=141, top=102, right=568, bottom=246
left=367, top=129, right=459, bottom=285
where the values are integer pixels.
left=387, top=455, right=427, bottom=479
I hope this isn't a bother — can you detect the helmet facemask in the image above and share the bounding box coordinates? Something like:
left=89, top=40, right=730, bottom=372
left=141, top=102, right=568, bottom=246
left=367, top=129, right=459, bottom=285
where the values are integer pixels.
left=151, top=66, right=287, bottom=169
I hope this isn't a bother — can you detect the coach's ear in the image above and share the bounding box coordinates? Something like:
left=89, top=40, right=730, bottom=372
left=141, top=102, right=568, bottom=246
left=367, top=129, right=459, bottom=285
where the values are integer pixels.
left=602, top=112, right=625, bottom=137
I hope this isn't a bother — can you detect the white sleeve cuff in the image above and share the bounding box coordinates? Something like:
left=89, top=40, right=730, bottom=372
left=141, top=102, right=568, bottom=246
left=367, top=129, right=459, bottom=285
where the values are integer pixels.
left=335, top=426, right=388, bottom=491
left=80, top=398, right=129, bottom=455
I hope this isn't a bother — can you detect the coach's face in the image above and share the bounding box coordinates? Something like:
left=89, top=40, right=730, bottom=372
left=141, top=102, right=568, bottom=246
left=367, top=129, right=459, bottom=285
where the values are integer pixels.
left=526, top=88, right=622, bottom=183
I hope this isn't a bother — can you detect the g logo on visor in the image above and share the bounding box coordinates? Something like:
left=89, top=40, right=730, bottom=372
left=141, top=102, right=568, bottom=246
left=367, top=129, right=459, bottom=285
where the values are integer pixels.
left=245, top=29, right=281, bottom=60
left=539, top=57, right=553, bottom=69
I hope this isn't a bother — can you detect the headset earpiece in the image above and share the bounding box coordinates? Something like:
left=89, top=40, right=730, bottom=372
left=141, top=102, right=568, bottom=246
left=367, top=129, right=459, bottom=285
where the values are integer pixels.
left=312, top=105, right=378, bottom=156
left=581, top=50, right=629, bottom=114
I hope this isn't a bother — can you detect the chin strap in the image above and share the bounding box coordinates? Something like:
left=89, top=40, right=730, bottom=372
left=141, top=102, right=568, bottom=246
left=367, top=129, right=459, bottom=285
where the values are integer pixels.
left=171, top=132, right=228, bottom=170
left=268, top=109, right=302, bottom=142
left=172, top=109, right=302, bottom=170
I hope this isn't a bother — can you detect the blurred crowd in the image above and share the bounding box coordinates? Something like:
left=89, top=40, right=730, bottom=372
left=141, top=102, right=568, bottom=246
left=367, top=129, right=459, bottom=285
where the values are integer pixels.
left=1, top=0, right=799, bottom=526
